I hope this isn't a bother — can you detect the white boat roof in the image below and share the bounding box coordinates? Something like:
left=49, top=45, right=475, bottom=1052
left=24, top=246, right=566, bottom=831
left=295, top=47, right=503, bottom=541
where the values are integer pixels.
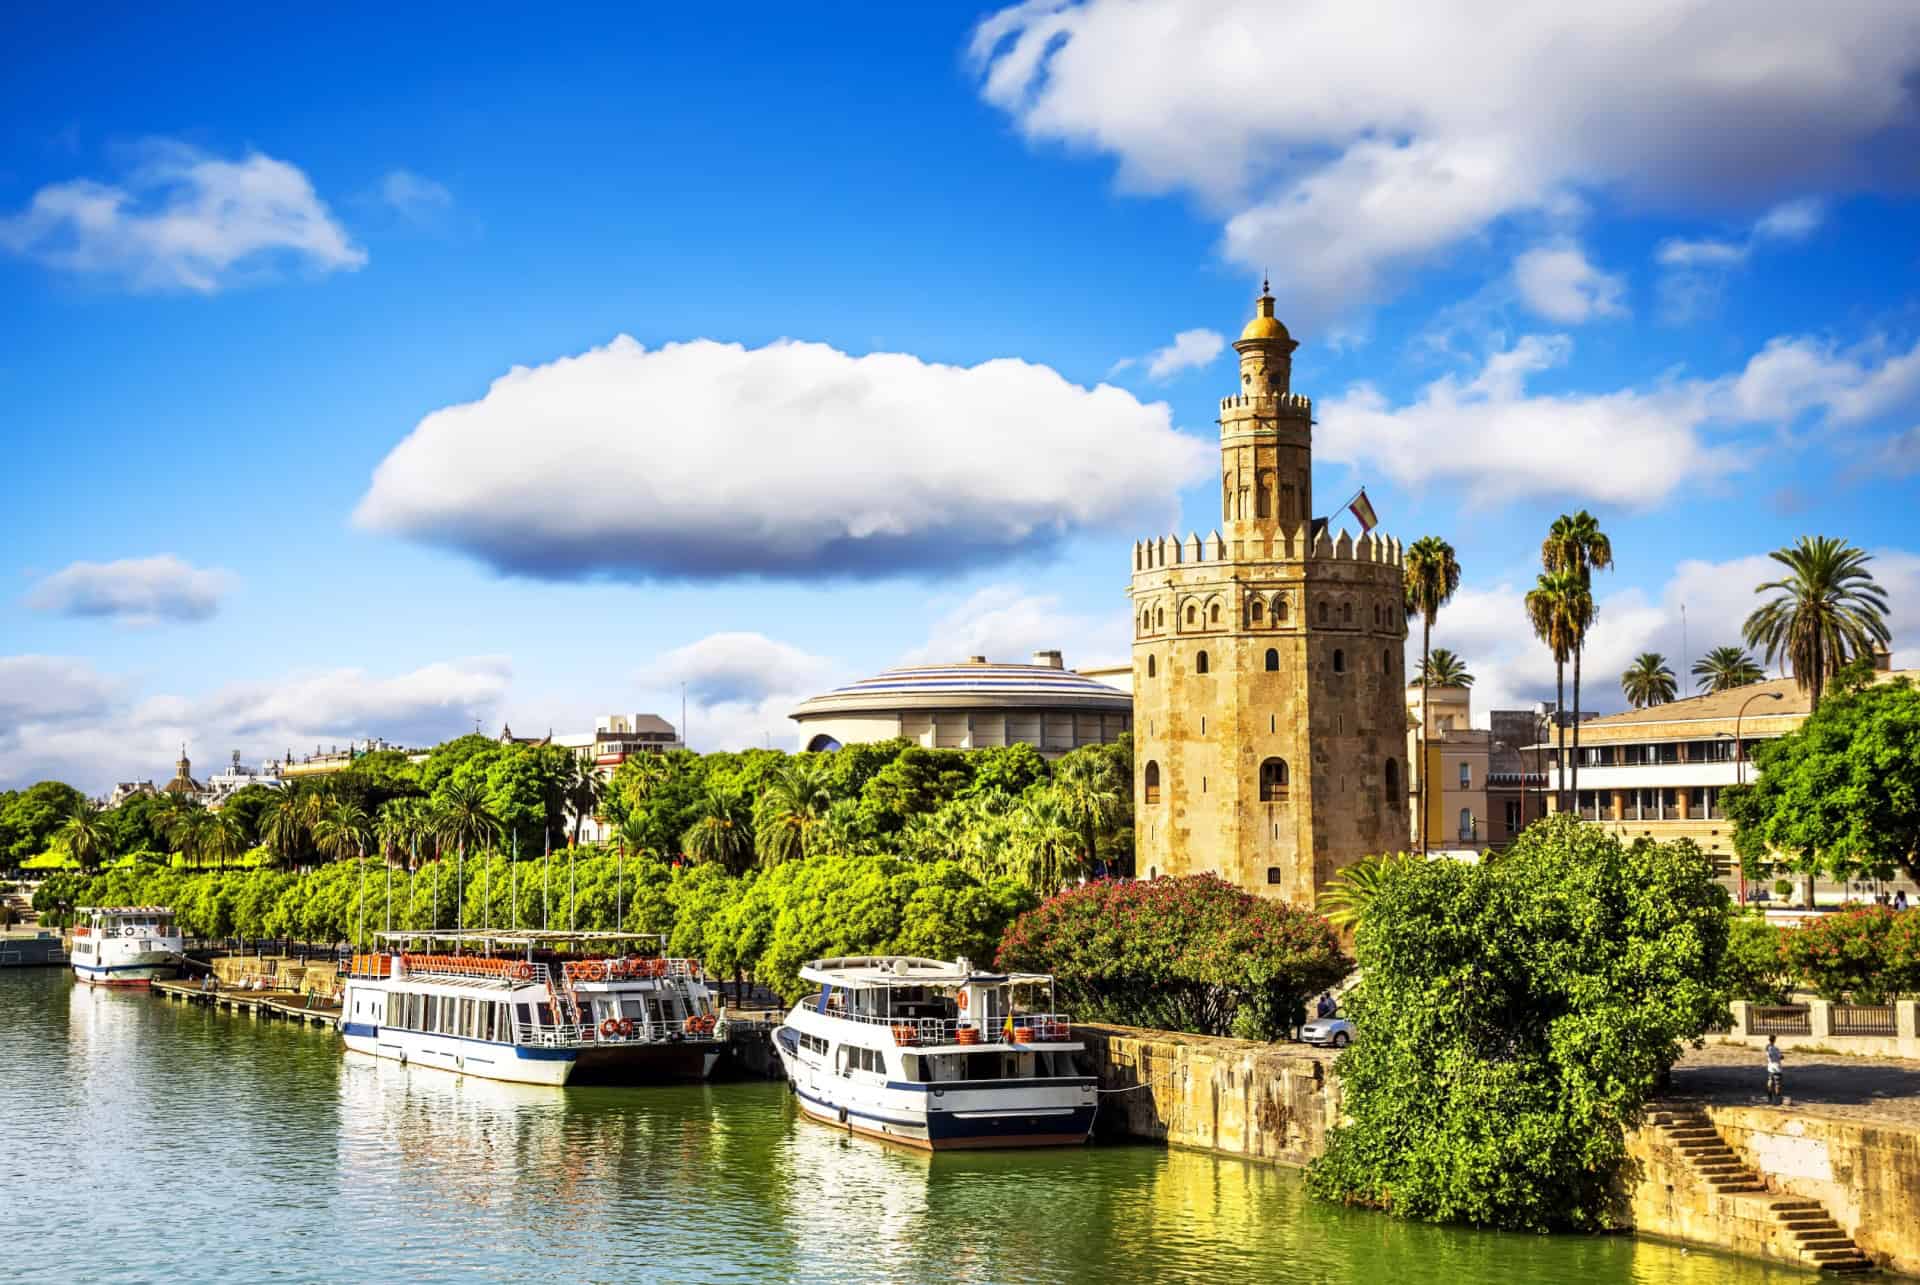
left=371, top=929, right=664, bottom=947
left=798, top=955, right=1053, bottom=989
left=76, top=906, right=173, bottom=916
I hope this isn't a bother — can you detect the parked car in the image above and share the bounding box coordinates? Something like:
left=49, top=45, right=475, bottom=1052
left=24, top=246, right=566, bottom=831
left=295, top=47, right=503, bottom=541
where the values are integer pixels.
left=1299, top=1016, right=1353, bottom=1048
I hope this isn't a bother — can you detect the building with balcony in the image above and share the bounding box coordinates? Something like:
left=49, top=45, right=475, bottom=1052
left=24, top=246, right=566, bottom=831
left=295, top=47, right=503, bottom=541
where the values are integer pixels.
left=1405, top=688, right=1550, bottom=853
left=790, top=651, right=1130, bottom=757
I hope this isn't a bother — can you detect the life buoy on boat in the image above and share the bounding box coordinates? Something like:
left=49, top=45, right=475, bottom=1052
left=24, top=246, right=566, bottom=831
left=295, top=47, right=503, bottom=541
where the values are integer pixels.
left=618, top=1018, right=635, bottom=1038
left=582, top=960, right=606, bottom=982
left=956, top=990, right=968, bottom=1012
left=600, top=1017, right=620, bottom=1038
left=513, top=962, right=533, bottom=981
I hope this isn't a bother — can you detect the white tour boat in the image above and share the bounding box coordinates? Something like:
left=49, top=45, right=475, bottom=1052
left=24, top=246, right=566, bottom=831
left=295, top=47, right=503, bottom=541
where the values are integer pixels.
left=69, top=906, right=183, bottom=986
left=775, top=955, right=1096, bottom=1150
left=339, top=930, right=724, bottom=1087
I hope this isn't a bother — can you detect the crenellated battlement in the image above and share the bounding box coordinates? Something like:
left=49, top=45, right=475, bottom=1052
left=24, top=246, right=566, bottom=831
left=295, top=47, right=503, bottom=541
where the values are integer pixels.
left=1131, top=526, right=1402, bottom=572
left=1219, top=392, right=1311, bottom=416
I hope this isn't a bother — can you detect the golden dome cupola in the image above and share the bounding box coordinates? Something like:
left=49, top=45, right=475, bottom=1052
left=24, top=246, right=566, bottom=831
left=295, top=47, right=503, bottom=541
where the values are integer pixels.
left=1234, top=277, right=1298, bottom=394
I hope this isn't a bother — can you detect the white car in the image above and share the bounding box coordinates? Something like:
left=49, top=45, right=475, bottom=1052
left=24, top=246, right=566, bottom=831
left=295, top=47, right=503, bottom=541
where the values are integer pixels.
left=1300, top=1016, right=1353, bottom=1048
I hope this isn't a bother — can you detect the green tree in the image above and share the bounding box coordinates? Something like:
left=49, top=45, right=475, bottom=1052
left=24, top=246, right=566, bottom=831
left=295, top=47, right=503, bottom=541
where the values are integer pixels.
left=313, top=799, right=373, bottom=864
left=1692, top=645, right=1766, bottom=694
left=1542, top=510, right=1612, bottom=808
left=54, top=800, right=115, bottom=871
left=997, top=874, right=1348, bottom=1040
left=1007, top=793, right=1085, bottom=893
left=436, top=780, right=503, bottom=858
left=1524, top=570, right=1586, bottom=811
left=215, top=784, right=281, bottom=847
left=1318, top=851, right=1417, bottom=930
left=1724, top=673, right=1920, bottom=891
left=856, top=747, right=975, bottom=841
left=1620, top=653, right=1677, bottom=708
left=1720, top=915, right=1792, bottom=1005
left=1307, top=816, right=1730, bottom=1232
left=1412, top=648, right=1473, bottom=688
left=682, top=783, right=755, bottom=873
left=1, top=781, right=87, bottom=861
left=260, top=790, right=322, bottom=869
left=1049, top=751, right=1124, bottom=879
left=1743, top=535, right=1891, bottom=712
left=194, top=811, right=247, bottom=872
left=1403, top=535, right=1461, bottom=856
left=755, top=755, right=833, bottom=866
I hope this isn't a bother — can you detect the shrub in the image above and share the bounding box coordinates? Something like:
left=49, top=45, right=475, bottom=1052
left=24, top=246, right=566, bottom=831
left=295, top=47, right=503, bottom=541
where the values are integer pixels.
left=995, top=874, right=1349, bottom=1040
left=1722, top=914, right=1792, bottom=1004
left=1307, top=816, right=1730, bottom=1232
left=1782, top=907, right=1918, bottom=1003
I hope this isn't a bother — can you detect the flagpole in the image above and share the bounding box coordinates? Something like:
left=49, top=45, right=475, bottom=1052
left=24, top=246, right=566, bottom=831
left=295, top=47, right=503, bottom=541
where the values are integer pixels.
left=543, top=828, right=550, bottom=931
left=511, top=831, right=519, bottom=931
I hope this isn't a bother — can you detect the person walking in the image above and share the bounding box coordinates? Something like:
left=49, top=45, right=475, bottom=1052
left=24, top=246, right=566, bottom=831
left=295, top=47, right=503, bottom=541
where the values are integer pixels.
left=1897, top=889, right=1910, bottom=911
left=1765, top=1035, right=1785, bottom=1104
left=1316, top=991, right=1337, bottom=1020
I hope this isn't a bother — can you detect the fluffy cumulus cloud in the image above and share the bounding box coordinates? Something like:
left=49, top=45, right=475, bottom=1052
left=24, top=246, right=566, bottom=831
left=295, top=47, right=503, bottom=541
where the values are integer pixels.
left=899, top=583, right=1130, bottom=669
left=0, top=141, right=365, bottom=292
left=24, top=555, right=235, bottom=625
left=635, top=631, right=835, bottom=705
left=971, top=2, right=1919, bottom=321
left=1512, top=241, right=1627, bottom=324
left=0, top=657, right=510, bottom=793
left=1143, top=328, right=1225, bottom=379
left=1419, top=547, right=1920, bottom=729
left=354, top=335, right=1211, bottom=581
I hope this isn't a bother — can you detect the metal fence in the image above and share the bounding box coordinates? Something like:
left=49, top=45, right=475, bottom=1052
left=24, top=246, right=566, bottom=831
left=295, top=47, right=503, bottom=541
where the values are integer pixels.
left=1748, top=1005, right=1812, bottom=1036
left=1832, top=1004, right=1896, bottom=1037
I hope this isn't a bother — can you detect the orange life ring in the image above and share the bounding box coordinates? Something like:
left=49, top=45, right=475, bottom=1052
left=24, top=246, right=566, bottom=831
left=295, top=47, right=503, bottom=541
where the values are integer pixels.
left=956, top=990, right=968, bottom=1012
left=582, top=960, right=605, bottom=982
left=513, top=962, right=533, bottom=981
left=618, top=1018, right=635, bottom=1038
left=600, top=1017, right=620, bottom=1037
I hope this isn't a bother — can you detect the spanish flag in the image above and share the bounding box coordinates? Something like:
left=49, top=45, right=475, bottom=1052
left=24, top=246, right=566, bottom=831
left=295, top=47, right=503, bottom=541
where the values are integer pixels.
left=1347, top=488, right=1378, bottom=534
left=1004, top=1012, right=1016, bottom=1043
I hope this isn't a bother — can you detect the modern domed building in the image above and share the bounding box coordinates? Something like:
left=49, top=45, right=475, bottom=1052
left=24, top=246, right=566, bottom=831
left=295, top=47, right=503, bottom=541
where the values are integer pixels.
left=789, top=651, right=1131, bottom=756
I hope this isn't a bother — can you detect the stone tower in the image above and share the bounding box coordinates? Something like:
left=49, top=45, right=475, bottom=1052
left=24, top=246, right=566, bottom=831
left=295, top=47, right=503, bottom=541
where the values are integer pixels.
left=1128, top=284, right=1410, bottom=905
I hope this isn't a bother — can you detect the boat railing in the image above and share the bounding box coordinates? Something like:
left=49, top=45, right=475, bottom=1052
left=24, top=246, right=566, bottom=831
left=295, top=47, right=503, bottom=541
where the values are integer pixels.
left=558, top=956, right=708, bottom=985
left=366, top=954, right=555, bottom=987
left=816, top=1007, right=1074, bottom=1046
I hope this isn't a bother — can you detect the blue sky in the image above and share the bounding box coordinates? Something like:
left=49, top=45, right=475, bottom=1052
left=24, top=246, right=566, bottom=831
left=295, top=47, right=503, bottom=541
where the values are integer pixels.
left=4, top=1, right=1919, bottom=791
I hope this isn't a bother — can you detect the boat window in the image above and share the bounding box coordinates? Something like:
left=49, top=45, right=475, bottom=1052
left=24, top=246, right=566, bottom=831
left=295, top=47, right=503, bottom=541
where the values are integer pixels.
left=515, top=1002, right=533, bottom=1031
left=422, top=995, right=437, bottom=1030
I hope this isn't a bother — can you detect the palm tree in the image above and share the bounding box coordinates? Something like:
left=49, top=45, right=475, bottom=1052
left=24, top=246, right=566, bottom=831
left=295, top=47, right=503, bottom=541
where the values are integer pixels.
left=1050, top=754, right=1123, bottom=874
left=1525, top=571, right=1584, bottom=811
left=56, top=801, right=115, bottom=871
left=1620, top=653, right=1677, bottom=709
left=198, top=811, right=246, bottom=871
left=755, top=756, right=834, bottom=865
left=1413, top=648, right=1474, bottom=688
left=1403, top=535, right=1462, bottom=856
left=1743, top=536, right=1891, bottom=712
left=682, top=783, right=754, bottom=873
left=313, top=800, right=373, bottom=863
left=154, top=796, right=205, bottom=860
left=261, top=790, right=324, bottom=870
left=562, top=756, right=605, bottom=847
left=1542, top=511, right=1613, bottom=807
left=436, top=781, right=503, bottom=857
left=1692, top=645, right=1766, bottom=694
left=1009, top=794, right=1084, bottom=893
left=374, top=801, right=411, bottom=868
left=1320, top=852, right=1415, bottom=929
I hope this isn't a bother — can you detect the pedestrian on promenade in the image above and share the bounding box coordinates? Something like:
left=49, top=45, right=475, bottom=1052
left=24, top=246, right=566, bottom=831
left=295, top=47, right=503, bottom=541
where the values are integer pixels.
left=1765, top=1036, right=1785, bottom=1104
left=1898, top=890, right=1910, bottom=911
left=1316, top=991, right=1336, bottom=1019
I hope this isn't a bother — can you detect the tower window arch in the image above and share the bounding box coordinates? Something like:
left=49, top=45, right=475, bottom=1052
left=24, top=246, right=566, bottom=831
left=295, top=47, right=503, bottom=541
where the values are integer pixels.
left=1318, top=602, right=1328, bottom=625
left=1259, top=758, right=1290, bottom=802
left=1156, top=607, right=1165, bottom=628
left=1333, top=649, right=1346, bottom=673
left=1342, top=601, right=1353, bottom=624
left=1146, top=654, right=1156, bottom=678
left=1185, top=604, right=1196, bottom=626
left=1196, top=650, right=1210, bottom=675
left=1250, top=598, right=1265, bottom=624
left=1275, top=596, right=1289, bottom=623
left=1210, top=602, right=1221, bottom=624
left=1384, top=758, right=1400, bottom=802
left=1144, top=761, right=1162, bottom=805
left=1382, top=648, right=1392, bottom=673
left=1264, top=648, right=1279, bottom=672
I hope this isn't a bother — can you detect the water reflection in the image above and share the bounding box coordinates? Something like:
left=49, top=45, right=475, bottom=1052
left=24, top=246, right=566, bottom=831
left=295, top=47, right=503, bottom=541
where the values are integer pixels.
left=0, top=972, right=1815, bottom=1284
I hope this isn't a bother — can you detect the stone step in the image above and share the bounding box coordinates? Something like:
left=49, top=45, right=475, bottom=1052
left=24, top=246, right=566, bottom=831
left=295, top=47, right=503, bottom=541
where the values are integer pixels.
left=1772, top=1200, right=1826, bottom=1213
left=1668, top=1131, right=1721, bottom=1144
left=1784, top=1219, right=1843, bottom=1233
left=1811, top=1247, right=1868, bottom=1262
left=1707, top=1175, right=1763, bottom=1188
left=1714, top=1182, right=1768, bottom=1194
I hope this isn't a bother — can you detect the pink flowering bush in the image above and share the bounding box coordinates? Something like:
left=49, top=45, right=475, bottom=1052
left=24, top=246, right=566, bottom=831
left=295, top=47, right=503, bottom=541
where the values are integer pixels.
left=995, top=874, right=1349, bottom=1040
left=1782, top=907, right=1920, bottom=1003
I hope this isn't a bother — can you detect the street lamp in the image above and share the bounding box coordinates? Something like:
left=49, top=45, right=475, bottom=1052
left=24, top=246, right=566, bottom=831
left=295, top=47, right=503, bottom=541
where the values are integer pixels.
left=1731, top=689, right=1784, bottom=906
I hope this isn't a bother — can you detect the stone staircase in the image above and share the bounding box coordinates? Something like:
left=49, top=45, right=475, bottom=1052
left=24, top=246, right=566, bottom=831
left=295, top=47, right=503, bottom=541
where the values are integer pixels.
left=1651, top=1107, right=1875, bottom=1274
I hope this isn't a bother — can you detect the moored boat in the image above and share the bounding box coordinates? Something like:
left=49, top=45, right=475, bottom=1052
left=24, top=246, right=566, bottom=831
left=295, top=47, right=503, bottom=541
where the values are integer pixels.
left=70, top=906, right=183, bottom=987
left=339, top=930, right=724, bottom=1087
left=775, top=955, right=1096, bottom=1150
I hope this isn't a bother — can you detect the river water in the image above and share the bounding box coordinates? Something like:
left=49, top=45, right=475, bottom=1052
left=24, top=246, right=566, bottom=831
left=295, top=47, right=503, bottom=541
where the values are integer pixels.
left=6, top=970, right=1810, bottom=1283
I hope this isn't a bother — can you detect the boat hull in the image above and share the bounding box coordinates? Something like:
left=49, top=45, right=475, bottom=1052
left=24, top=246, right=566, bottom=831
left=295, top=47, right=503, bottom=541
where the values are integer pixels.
left=341, top=1023, right=577, bottom=1087
left=73, top=956, right=179, bottom=987
left=568, top=1040, right=723, bottom=1084
left=789, top=1080, right=1095, bottom=1150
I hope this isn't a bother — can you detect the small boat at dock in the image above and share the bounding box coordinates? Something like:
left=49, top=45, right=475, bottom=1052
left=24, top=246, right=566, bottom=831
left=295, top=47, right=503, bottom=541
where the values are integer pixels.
left=339, top=930, right=723, bottom=1087
left=70, top=906, right=183, bottom=987
left=775, top=955, right=1096, bottom=1150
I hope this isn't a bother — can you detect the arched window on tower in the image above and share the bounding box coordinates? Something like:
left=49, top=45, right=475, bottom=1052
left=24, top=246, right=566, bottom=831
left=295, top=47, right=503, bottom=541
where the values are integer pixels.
left=1264, top=648, right=1279, bottom=672
left=1210, top=602, right=1221, bottom=625
left=1384, top=758, right=1400, bottom=802
left=1186, top=604, right=1197, bottom=626
left=1318, top=602, right=1329, bottom=625
left=1196, top=651, right=1210, bottom=675
left=1250, top=598, right=1265, bottom=625
left=1275, top=596, right=1289, bottom=623
left=1333, top=649, right=1346, bottom=673
left=1144, top=761, right=1162, bottom=805
left=1259, top=758, right=1290, bottom=802
left=1157, top=607, right=1165, bottom=628
left=1342, top=601, right=1353, bottom=624
left=1382, top=648, right=1392, bottom=673
left=1256, top=471, right=1273, bottom=519
left=1146, top=655, right=1156, bottom=678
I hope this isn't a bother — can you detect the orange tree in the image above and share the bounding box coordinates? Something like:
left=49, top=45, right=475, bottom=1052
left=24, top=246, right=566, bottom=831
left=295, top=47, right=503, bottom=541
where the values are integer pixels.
left=994, top=874, right=1348, bottom=1040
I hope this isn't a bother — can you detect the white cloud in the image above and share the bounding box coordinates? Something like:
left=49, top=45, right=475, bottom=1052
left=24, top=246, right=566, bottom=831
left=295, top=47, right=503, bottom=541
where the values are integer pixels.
left=636, top=632, right=834, bottom=705
left=1319, top=335, right=1738, bottom=506
left=970, top=2, right=1910, bottom=321
left=25, top=555, right=235, bottom=625
left=899, top=584, right=1130, bottom=669
left=1656, top=197, right=1826, bottom=320
left=354, top=334, right=1212, bottom=581
left=1416, top=546, right=1920, bottom=728
left=0, top=656, right=510, bottom=793
left=380, top=169, right=453, bottom=224
left=0, top=141, right=365, bottom=292
left=1512, top=241, right=1626, bottom=324
left=1726, top=334, right=1920, bottom=427
left=1142, top=328, right=1226, bottom=379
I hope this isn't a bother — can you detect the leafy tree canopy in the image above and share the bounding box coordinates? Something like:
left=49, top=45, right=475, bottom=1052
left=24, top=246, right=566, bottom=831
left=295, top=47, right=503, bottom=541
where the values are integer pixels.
left=2, top=781, right=87, bottom=861
left=1307, top=816, right=1730, bottom=1232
